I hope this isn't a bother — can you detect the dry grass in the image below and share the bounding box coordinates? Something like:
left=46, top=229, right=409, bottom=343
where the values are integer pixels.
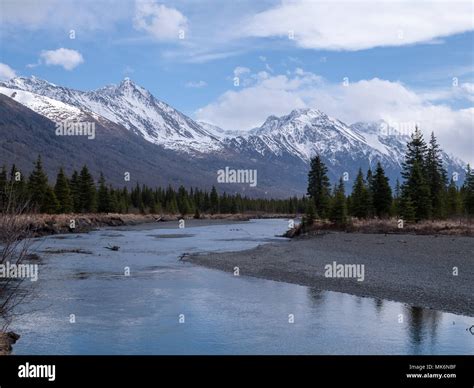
left=287, top=217, right=474, bottom=237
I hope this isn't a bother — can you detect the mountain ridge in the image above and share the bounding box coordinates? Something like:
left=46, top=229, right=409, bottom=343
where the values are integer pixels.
left=0, top=76, right=467, bottom=193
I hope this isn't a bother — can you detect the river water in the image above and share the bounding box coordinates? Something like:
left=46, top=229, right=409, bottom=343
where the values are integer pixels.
left=11, top=219, right=473, bottom=355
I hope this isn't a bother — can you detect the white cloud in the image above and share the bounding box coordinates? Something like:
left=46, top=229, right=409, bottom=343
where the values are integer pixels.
left=0, top=63, right=16, bottom=80
left=196, top=70, right=474, bottom=163
left=40, top=48, right=84, bottom=70
left=233, top=66, right=251, bottom=77
left=240, top=0, right=474, bottom=51
left=185, top=80, right=207, bottom=88
left=1, top=0, right=130, bottom=32
left=133, top=0, right=188, bottom=41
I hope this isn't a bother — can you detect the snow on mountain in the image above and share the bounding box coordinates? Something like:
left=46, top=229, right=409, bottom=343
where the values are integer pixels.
left=0, top=86, right=91, bottom=123
left=222, top=108, right=465, bottom=183
left=1, top=76, right=465, bottom=183
left=1, top=77, right=222, bottom=154
left=198, top=121, right=247, bottom=139
left=228, top=108, right=405, bottom=169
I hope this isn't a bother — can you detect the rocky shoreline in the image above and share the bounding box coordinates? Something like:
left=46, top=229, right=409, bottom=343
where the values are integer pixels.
left=185, top=232, right=474, bottom=316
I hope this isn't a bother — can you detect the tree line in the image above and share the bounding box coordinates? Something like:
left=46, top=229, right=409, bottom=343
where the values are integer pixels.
left=0, top=158, right=308, bottom=216
left=1, top=129, right=472, bottom=221
left=306, top=128, right=474, bottom=224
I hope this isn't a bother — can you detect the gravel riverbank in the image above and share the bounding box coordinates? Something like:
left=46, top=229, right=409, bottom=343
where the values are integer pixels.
left=185, top=232, right=474, bottom=316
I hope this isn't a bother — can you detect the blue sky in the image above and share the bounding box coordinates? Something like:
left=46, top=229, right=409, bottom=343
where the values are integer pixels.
left=0, top=0, right=473, bottom=161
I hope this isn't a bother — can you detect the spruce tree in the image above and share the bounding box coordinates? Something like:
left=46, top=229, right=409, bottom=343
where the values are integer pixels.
left=177, top=185, right=191, bottom=215
left=70, top=171, right=81, bottom=213
left=97, top=173, right=111, bottom=213
left=210, top=186, right=219, bottom=214
left=426, top=132, right=447, bottom=218
left=350, top=168, right=369, bottom=218
left=307, top=155, right=331, bottom=218
left=78, top=165, right=96, bottom=213
left=405, top=160, right=431, bottom=220
left=28, top=156, right=49, bottom=212
left=329, top=177, right=347, bottom=225
left=366, top=168, right=375, bottom=217
left=446, top=178, right=461, bottom=217
left=399, top=188, right=416, bottom=223
left=41, top=187, right=60, bottom=214
left=10, top=165, right=27, bottom=204
left=392, top=178, right=402, bottom=216
left=401, top=128, right=431, bottom=221
left=54, top=167, right=73, bottom=213
left=371, top=162, right=392, bottom=218
left=303, top=199, right=316, bottom=227
left=462, top=164, right=474, bottom=216
left=401, top=126, right=428, bottom=180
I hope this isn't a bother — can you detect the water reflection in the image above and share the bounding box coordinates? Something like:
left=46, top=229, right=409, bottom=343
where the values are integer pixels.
left=405, top=306, right=441, bottom=352
left=9, top=220, right=474, bottom=355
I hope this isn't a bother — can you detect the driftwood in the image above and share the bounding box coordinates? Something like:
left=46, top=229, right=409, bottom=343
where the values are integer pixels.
left=105, top=245, right=120, bottom=251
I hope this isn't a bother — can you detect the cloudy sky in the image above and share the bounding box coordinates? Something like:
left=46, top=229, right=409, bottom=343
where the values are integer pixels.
left=0, top=0, right=473, bottom=162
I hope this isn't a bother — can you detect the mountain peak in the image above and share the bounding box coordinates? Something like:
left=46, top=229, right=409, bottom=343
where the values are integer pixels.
left=116, top=77, right=150, bottom=98
left=2, top=76, right=56, bottom=90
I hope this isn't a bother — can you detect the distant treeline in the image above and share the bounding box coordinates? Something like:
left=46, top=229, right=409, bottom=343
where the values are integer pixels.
left=1, top=129, right=473, bottom=221
left=306, top=129, right=474, bottom=224
left=0, top=159, right=307, bottom=215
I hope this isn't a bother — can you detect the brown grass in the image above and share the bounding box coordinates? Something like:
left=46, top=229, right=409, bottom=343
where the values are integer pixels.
left=286, top=217, right=474, bottom=237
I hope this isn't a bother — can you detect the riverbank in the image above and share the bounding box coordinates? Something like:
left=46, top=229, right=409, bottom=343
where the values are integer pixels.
left=185, top=232, right=474, bottom=316
left=284, top=218, right=474, bottom=238
left=15, top=212, right=297, bottom=237
left=0, top=332, right=19, bottom=355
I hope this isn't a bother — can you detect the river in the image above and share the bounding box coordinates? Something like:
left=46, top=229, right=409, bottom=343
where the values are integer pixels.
left=11, top=219, right=473, bottom=354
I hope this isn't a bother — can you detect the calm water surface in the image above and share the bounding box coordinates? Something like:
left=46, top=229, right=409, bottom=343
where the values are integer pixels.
left=12, top=219, right=473, bottom=355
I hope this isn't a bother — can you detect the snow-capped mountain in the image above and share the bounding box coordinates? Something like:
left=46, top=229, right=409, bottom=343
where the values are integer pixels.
left=0, top=76, right=466, bottom=188
left=220, top=108, right=465, bottom=183
left=0, top=86, right=92, bottom=123
left=198, top=121, right=247, bottom=139
left=0, top=77, right=221, bottom=153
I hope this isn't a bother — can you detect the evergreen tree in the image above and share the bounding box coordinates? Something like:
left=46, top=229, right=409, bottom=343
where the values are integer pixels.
left=401, top=126, right=428, bottom=180
left=210, top=186, right=219, bottom=214
left=28, top=156, right=49, bottom=212
left=97, top=173, right=111, bottom=213
left=70, top=170, right=81, bottom=213
left=401, top=128, right=431, bottom=221
left=350, top=168, right=369, bottom=218
left=11, top=165, right=27, bottom=204
left=392, top=178, right=402, bottom=216
left=399, top=189, right=416, bottom=223
left=303, top=199, right=316, bottom=227
left=371, top=162, right=392, bottom=218
left=177, top=185, right=191, bottom=215
left=366, top=168, right=375, bottom=217
left=404, top=160, right=431, bottom=220
left=446, top=178, right=461, bottom=217
left=54, top=167, right=73, bottom=213
left=78, top=165, right=96, bottom=212
left=426, top=132, right=447, bottom=218
left=462, top=164, right=474, bottom=216
left=329, top=177, right=347, bottom=225
left=307, top=155, right=331, bottom=218
left=42, top=187, right=60, bottom=214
